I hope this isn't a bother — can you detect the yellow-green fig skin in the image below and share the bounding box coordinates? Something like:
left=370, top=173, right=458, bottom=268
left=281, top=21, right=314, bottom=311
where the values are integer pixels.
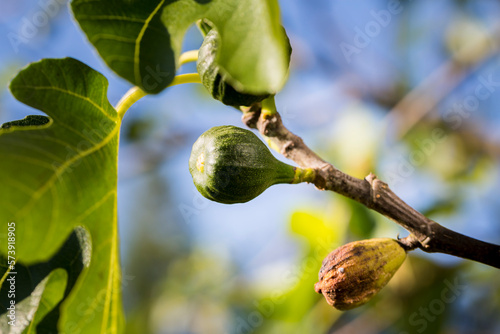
left=314, top=238, right=406, bottom=310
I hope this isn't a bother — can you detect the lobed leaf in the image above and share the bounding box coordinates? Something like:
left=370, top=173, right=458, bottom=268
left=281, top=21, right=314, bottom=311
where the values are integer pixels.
left=0, top=58, right=123, bottom=333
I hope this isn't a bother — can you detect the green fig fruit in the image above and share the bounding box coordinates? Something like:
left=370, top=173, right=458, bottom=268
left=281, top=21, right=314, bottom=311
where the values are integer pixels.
left=189, top=125, right=314, bottom=204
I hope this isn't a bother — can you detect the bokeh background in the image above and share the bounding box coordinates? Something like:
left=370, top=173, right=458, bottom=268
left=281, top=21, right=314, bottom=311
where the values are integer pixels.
left=2, top=0, right=500, bottom=333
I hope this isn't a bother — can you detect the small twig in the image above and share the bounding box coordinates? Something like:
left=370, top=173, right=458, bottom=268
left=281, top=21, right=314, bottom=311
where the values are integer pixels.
left=242, top=105, right=500, bottom=269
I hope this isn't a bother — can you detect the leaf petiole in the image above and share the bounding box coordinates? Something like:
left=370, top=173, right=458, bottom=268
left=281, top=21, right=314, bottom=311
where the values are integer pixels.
left=116, top=50, right=201, bottom=119
left=179, top=50, right=199, bottom=66
left=169, top=73, right=202, bottom=87
left=115, top=86, right=147, bottom=119
left=116, top=75, right=201, bottom=119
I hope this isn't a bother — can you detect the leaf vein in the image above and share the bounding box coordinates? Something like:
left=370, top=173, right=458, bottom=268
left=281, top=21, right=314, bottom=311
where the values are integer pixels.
left=14, top=85, right=117, bottom=122
left=76, top=15, right=146, bottom=24
left=134, top=0, right=166, bottom=86
left=91, top=34, right=136, bottom=44
left=15, top=125, right=119, bottom=219
left=101, top=194, right=118, bottom=333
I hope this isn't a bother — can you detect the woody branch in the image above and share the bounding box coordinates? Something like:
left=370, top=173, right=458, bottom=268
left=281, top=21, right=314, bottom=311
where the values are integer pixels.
left=242, top=104, right=500, bottom=269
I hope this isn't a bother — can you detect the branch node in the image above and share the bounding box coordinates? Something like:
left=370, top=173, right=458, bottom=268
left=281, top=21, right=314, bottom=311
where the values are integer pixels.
left=397, top=234, right=421, bottom=252
left=241, top=103, right=261, bottom=129
left=365, top=173, right=387, bottom=207
left=421, top=236, right=432, bottom=248
left=259, top=113, right=279, bottom=136
left=311, top=164, right=333, bottom=191
left=281, top=141, right=295, bottom=155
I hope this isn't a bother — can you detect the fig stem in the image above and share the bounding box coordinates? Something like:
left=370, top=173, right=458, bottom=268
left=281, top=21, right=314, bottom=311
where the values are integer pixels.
left=292, top=167, right=316, bottom=184
left=261, top=95, right=277, bottom=117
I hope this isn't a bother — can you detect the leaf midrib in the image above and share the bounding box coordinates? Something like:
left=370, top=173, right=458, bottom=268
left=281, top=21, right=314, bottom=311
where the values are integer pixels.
left=15, top=114, right=119, bottom=221
left=134, top=0, right=166, bottom=86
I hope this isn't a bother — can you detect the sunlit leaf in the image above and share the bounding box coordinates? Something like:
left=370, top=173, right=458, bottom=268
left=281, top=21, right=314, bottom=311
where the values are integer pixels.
left=0, top=58, right=123, bottom=333
left=71, top=0, right=290, bottom=94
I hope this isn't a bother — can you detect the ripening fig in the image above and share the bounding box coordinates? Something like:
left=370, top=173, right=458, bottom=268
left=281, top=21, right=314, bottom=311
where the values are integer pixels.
left=314, top=238, right=406, bottom=310
left=189, top=125, right=314, bottom=204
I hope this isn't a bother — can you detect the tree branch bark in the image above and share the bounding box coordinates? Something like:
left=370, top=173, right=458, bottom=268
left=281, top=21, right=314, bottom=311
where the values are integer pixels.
left=241, top=105, right=500, bottom=269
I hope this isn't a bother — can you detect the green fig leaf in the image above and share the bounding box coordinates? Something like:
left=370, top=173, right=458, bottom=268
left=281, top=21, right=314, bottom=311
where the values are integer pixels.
left=71, top=0, right=290, bottom=94
left=0, top=228, right=89, bottom=333
left=0, top=58, right=123, bottom=333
